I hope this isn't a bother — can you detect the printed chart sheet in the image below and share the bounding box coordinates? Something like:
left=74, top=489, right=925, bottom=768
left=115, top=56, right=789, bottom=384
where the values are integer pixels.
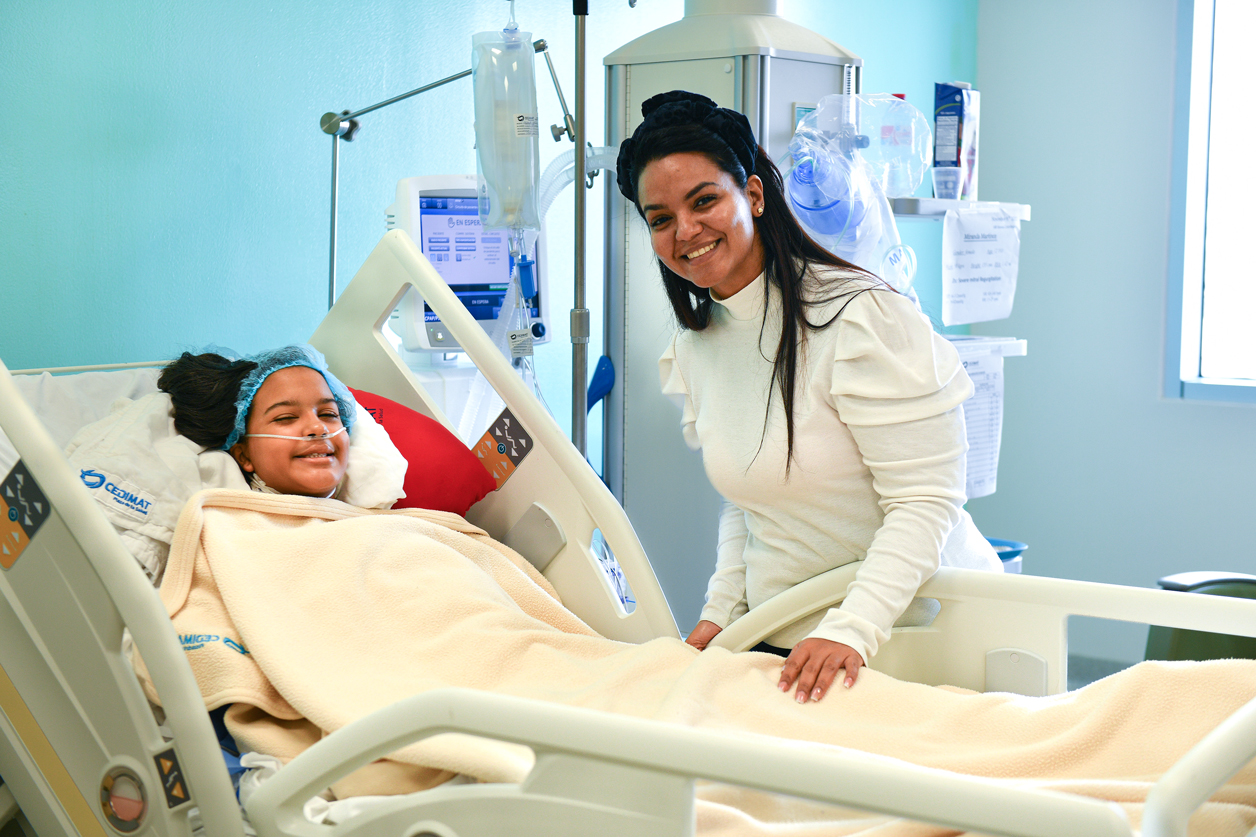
left=946, top=336, right=1027, bottom=500
left=942, top=208, right=1021, bottom=326
left=958, top=352, right=1004, bottom=499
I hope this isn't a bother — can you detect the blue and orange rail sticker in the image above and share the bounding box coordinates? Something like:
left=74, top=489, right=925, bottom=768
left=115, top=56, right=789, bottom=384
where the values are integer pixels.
left=1, top=462, right=50, bottom=569
left=473, top=408, right=533, bottom=490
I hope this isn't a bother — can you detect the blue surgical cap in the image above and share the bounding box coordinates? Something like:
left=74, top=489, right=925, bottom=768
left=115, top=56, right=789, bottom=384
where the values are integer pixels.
left=221, top=344, right=356, bottom=450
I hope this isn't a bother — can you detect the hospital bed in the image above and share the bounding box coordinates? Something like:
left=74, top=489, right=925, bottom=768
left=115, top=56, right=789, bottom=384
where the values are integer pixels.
left=1, top=229, right=1255, bottom=837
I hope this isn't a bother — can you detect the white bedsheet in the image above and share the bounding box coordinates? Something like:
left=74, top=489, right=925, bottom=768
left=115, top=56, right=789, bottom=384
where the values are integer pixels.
left=2, top=368, right=163, bottom=481
left=0, top=429, right=16, bottom=481
left=14, top=368, right=162, bottom=448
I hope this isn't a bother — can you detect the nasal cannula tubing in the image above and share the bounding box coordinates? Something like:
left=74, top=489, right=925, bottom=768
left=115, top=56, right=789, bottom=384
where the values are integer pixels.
left=244, top=426, right=348, bottom=442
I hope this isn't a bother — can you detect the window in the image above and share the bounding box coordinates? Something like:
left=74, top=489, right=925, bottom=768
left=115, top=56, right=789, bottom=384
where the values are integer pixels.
left=1167, top=0, right=1256, bottom=401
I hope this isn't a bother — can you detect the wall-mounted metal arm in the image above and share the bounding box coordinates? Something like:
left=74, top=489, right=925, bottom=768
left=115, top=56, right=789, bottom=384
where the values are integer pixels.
left=538, top=41, right=576, bottom=143
left=324, top=68, right=472, bottom=132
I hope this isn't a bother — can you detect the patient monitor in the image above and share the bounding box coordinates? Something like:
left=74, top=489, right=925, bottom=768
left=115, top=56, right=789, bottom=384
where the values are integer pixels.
left=385, top=175, right=550, bottom=353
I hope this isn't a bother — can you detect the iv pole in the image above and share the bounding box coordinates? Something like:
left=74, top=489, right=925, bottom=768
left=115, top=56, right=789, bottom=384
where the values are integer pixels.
left=571, top=0, right=590, bottom=457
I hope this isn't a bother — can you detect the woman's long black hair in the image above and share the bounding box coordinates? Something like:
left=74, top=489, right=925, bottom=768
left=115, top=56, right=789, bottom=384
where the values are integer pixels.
left=624, top=123, right=886, bottom=471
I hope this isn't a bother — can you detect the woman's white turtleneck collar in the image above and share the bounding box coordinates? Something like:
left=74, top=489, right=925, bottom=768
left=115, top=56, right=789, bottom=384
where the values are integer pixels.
left=710, top=271, right=767, bottom=322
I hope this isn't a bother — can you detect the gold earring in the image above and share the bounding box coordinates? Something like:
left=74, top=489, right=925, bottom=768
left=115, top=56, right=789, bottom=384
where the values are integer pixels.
left=757, top=205, right=764, bottom=215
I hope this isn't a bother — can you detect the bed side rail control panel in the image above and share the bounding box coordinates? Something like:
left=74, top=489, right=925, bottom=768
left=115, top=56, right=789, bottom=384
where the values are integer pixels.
left=985, top=648, right=1048, bottom=697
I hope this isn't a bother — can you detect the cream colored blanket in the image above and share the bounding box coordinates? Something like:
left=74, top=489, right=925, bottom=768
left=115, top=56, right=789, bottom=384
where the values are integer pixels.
left=135, top=490, right=1256, bottom=836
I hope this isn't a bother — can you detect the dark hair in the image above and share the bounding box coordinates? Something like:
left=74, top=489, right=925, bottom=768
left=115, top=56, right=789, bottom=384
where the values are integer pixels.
left=622, top=117, right=886, bottom=471
left=157, top=352, right=259, bottom=449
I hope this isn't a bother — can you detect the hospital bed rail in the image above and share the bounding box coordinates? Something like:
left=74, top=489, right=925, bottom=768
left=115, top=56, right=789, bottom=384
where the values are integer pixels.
left=0, top=358, right=243, bottom=837
left=1143, top=691, right=1256, bottom=837
left=248, top=687, right=1137, bottom=837
left=710, top=560, right=1256, bottom=695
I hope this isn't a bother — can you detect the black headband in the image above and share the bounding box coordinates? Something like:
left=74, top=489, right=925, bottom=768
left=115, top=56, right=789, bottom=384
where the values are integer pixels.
left=616, top=90, right=758, bottom=204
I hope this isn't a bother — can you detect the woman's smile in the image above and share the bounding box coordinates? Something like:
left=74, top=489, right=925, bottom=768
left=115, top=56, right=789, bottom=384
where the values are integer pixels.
left=684, top=241, right=720, bottom=261
left=637, top=152, right=764, bottom=299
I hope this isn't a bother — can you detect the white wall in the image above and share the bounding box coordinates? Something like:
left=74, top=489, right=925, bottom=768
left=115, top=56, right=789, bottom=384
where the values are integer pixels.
left=972, top=0, right=1256, bottom=663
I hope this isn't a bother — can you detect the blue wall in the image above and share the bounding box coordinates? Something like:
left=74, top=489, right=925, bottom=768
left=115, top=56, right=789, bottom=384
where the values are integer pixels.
left=1, top=0, right=976, bottom=445
left=1, top=1, right=673, bottom=374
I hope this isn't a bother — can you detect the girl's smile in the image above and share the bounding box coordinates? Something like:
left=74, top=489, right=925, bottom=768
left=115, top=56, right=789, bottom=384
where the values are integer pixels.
left=230, top=366, right=350, bottom=497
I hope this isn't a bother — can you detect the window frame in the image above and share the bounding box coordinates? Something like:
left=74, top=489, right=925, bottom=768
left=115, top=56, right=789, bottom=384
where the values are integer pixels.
left=1165, top=0, right=1256, bottom=403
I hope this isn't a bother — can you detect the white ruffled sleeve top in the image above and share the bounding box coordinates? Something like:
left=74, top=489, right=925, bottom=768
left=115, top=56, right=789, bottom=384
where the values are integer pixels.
left=658, top=267, right=1001, bottom=662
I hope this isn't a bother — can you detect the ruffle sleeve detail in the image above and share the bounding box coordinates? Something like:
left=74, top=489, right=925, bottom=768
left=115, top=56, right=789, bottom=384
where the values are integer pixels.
left=829, top=290, right=972, bottom=426
left=658, top=332, right=701, bottom=451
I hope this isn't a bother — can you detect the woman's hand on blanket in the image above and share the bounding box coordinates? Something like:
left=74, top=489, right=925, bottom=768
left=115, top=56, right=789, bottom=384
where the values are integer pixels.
left=779, top=639, right=865, bottom=702
left=686, top=620, right=724, bottom=651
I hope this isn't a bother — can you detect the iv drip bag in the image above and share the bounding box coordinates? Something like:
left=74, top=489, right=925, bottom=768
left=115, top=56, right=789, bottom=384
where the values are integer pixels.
left=460, top=16, right=551, bottom=440
left=472, top=27, right=542, bottom=232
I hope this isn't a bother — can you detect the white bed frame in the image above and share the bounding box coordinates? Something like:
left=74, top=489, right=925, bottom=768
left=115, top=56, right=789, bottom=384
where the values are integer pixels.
left=1, top=230, right=1254, bottom=837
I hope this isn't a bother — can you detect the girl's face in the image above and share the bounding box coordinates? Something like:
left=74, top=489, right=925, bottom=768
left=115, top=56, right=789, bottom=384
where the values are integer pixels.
left=637, top=151, right=765, bottom=299
left=230, top=366, right=349, bottom=497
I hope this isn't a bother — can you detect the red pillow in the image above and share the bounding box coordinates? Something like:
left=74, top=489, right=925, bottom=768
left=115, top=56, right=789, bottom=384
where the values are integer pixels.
left=349, top=388, right=495, bottom=515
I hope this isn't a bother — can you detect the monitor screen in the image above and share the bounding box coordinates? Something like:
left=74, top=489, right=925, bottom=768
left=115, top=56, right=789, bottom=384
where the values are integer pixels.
left=417, top=196, right=541, bottom=323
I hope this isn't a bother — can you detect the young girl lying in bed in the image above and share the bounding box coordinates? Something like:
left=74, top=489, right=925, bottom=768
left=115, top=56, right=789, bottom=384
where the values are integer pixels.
left=65, top=345, right=408, bottom=584
left=124, top=345, right=1256, bottom=836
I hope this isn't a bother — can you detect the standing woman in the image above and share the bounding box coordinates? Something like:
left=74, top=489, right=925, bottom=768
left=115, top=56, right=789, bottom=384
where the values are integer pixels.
left=617, top=91, right=1001, bottom=703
